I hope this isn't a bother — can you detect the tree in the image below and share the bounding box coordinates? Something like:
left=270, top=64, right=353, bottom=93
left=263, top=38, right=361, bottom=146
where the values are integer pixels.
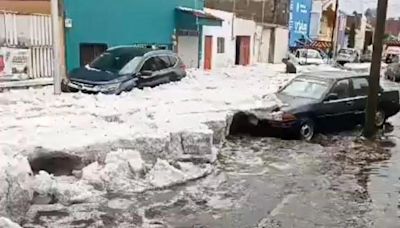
left=348, top=23, right=356, bottom=48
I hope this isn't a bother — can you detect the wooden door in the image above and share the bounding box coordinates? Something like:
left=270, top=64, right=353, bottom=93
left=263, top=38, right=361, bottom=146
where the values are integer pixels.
left=239, top=36, right=251, bottom=66
left=79, top=43, right=107, bottom=66
left=204, top=36, right=213, bottom=70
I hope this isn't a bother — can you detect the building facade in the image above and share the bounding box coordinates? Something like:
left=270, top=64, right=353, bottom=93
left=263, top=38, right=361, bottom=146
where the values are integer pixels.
left=63, top=0, right=221, bottom=71
left=289, top=0, right=313, bottom=47
left=201, top=8, right=288, bottom=70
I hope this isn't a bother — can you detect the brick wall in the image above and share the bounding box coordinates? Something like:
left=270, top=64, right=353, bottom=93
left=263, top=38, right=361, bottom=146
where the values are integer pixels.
left=205, top=0, right=289, bottom=26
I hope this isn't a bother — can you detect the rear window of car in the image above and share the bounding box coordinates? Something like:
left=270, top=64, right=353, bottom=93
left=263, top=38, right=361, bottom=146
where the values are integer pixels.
left=352, top=77, right=369, bottom=96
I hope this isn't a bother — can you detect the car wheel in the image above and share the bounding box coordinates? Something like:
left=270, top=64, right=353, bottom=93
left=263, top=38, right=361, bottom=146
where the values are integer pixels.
left=375, top=110, right=386, bottom=128
left=299, top=119, right=315, bottom=141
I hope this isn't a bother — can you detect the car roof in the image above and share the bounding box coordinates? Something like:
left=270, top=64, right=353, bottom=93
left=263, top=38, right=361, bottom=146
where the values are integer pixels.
left=298, top=70, right=368, bottom=81
left=106, top=46, right=174, bottom=56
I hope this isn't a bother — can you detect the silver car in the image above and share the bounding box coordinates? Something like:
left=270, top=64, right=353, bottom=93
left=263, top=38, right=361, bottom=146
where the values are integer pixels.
left=63, top=47, right=187, bottom=94
left=336, top=48, right=359, bottom=65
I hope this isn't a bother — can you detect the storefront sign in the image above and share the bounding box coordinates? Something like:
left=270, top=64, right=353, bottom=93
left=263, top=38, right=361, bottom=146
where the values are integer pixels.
left=289, top=0, right=313, bottom=47
left=0, top=47, right=30, bottom=81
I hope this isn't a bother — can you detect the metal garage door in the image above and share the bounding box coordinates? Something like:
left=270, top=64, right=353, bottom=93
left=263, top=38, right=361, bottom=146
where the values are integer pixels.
left=177, top=36, right=199, bottom=68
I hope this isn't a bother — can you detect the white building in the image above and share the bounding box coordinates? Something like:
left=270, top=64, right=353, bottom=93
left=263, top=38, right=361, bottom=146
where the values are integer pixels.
left=201, top=9, right=236, bottom=69
left=201, top=8, right=288, bottom=70
left=255, top=23, right=289, bottom=64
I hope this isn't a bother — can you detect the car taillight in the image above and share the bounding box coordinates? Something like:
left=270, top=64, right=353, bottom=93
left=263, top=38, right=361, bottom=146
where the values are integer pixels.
left=180, top=63, right=186, bottom=70
left=282, top=113, right=297, bottom=122
left=0, top=56, right=4, bottom=73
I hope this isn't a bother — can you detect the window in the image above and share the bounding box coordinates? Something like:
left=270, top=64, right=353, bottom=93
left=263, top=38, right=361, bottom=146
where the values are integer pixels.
left=158, top=56, right=171, bottom=69
left=90, top=51, right=143, bottom=74
left=279, top=79, right=329, bottom=100
left=217, top=37, right=225, bottom=54
left=352, top=78, right=369, bottom=96
left=331, top=79, right=350, bottom=99
left=141, top=57, right=158, bottom=71
left=168, top=55, right=177, bottom=67
left=393, top=55, right=400, bottom=63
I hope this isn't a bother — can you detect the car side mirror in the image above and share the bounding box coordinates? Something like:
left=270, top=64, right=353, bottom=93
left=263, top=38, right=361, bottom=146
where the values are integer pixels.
left=139, top=70, right=152, bottom=77
left=325, top=93, right=338, bottom=101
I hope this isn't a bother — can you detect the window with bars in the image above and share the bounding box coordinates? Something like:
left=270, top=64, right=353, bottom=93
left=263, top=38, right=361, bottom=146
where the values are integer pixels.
left=217, top=37, right=225, bottom=54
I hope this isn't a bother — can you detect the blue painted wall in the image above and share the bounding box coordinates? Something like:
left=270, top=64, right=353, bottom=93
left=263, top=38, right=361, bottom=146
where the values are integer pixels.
left=64, top=0, right=204, bottom=71
left=288, top=0, right=313, bottom=47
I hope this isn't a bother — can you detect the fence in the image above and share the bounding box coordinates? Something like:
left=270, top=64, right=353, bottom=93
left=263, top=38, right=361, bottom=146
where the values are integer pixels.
left=0, top=11, right=53, bottom=80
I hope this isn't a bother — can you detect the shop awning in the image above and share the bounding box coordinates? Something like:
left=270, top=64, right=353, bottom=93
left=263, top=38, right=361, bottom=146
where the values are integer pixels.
left=304, top=40, right=332, bottom=49
left=175, top=6, right=223, bottom=29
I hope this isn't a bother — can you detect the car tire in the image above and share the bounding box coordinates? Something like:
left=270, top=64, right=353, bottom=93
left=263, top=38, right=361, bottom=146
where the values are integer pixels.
left=61, top=81, right=70, bottom=93
left=299, top=119, right=315, bottom=141
left=375, top=110, right=386, bottom=128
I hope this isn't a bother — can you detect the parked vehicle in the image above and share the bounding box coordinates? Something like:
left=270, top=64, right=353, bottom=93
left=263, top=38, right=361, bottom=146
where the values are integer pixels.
left=62, top=47, right=186, bottom=94
left=336, top=48, right=359, bottom=65
left=384, top=46, right=400, bottom=64
left=264, top=71, right=400, bottom=140
left=293, top=48, right=325, bottom=65
left=385, top=55, right=400, bottom=81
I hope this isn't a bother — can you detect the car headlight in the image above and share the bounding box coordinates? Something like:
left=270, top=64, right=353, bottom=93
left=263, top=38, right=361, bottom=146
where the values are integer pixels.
left=266, top=111, right=297, bottom=122
left=99, top=83, right=120, bottom=91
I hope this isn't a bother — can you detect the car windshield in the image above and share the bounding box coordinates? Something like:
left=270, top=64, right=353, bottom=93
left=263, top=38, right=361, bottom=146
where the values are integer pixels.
left=279, top=78, right=329, bottom=99
left=89, top=50, right=144, bottom=74
left=300, top=50, right=321, bottom=59
left=339, top=49, right=355, bottom=55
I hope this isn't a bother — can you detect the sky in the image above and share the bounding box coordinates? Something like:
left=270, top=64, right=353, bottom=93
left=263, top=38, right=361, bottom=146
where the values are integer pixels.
left=340, top=0, right=400, bottom=17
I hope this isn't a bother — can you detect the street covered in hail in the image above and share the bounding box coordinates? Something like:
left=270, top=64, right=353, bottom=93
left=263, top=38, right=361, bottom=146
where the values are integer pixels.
left=1, top=63, right=400, bottom=228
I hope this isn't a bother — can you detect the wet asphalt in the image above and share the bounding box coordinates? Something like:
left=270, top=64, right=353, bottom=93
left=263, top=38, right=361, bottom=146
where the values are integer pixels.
left=25, top=114, right=400, bottom=228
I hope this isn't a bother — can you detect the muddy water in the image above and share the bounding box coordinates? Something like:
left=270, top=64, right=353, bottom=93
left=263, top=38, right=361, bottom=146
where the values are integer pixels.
left=142, top=136, right=371, bottom=228
left=26, top=124, right=400, bottom=227
left=367, top=114, right=400, bottom=228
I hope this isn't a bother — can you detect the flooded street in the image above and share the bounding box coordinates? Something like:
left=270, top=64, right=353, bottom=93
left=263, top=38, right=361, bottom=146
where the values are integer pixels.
left=367, top=113, right=400, bottom=228
left=138, top=136, right=376, bottom=227
left=25, top=116, right=400, bottom=228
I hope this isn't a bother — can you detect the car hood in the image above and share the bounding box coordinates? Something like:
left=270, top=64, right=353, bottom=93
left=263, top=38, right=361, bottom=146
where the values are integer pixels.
left=297, top=57, right=324, bottom=65
left=337, top=54, right=355, bottom=59
left=275, top=93, right=317, bottom=111
left=69, top=66, right=125, bottom=83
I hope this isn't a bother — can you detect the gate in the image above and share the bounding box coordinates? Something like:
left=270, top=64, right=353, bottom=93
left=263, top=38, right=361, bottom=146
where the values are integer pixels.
left=0, top=11, right=53, bottom=81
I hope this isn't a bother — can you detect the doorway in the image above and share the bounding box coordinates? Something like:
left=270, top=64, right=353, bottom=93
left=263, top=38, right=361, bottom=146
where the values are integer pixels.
left=235, top=36, right=251, bottom=65
left=204, top=36, right=213, bottom=70
left=79, top=43, right=107, bottom=66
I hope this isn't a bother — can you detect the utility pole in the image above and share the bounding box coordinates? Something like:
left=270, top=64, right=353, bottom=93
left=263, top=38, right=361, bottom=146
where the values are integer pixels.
left=330, top=0, right=339, bottom=58
left=363, top=0, right=388, bottom=138
left=51, top=0, right=62, bottom=95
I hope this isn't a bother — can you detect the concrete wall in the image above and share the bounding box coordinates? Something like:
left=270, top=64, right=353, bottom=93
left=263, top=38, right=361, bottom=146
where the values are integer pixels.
left=63, top=0, right=203, bottom=71
left=272, top=27, right=289, bottom=63
left=354, top=16, right=366, bottom=51
left=201, top=8, right=235, bottom=69
left=206, top=0, right=290, bottom=26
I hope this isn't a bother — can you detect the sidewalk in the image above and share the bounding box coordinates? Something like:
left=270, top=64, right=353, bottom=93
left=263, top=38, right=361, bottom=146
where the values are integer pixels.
left=0, top=64, right=291, bottom=159
left=0, top=77, right=53, bottom=90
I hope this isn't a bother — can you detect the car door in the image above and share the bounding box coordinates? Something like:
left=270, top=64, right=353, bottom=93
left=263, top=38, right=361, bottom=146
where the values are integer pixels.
left=137, top=56, right=167, bottom=88
left=157, top=55, right=176, bottom=83
left=316, top=79, right=356, bottom=130
left=350, top=77, right=369, bottom=124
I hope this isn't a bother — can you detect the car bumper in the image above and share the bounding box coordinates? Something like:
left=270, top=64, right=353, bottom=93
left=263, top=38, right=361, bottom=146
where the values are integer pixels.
left=62, top=80, right=119, bottom=94
left=267, top=120, right=302, bottom=136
